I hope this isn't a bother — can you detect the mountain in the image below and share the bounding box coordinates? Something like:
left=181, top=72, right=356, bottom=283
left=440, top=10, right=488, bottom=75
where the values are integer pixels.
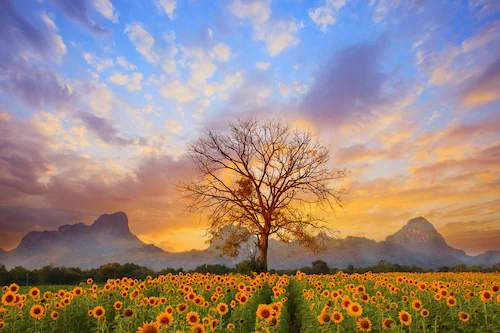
left=0, top=213, right=498, bottom=270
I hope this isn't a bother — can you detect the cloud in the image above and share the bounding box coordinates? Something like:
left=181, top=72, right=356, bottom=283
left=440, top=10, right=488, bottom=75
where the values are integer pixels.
left=116, top=56, right=137, bottom=71
left=309, top=0, right=345, bottom=32
left=76, top=112, right=144, bottom=146
left=439, top=218, right=500, bottom=255
left=83, top=52, right=114, bottom=72
left=212, top=43, right=231, bottom=62
left=153, top=0, right=177, bottom=20
left=203, top=72, right=244, bottom=98
left=256, top=62, right=271, bottom=70
left=0, top=1, right=74, bottom=109
left=229, top=0, right=303, bottom=57
left=164, top=119, right=182, bottom=133
left=161, top=80, right=198, bottom=103
left=109, top=72, right=143, bottom=91
left=300, top=39, right=403, bottom=128
left=52, top=0, right=111, bottom=35
left=125, top=22, right=178, bottom=75
left=370, top=0, right=400, bottom=24
left=462, top=58, right=500, bottom=105
left=125, top=23, right=158, bottom=63
left=277, top=79, right=308, bottom=98
left=92, top=0, right=119, bottom=23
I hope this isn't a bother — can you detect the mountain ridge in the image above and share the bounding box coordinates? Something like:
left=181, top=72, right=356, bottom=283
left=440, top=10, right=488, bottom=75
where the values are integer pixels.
left=0, top=212, right=498, bottom=270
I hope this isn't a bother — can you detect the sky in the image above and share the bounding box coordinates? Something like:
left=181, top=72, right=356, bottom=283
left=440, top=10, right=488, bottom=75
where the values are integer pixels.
left=0, top=0, right=499, bottom=256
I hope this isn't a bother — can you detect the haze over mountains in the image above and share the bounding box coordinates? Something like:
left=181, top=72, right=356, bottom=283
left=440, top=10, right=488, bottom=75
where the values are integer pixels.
left=0, top=212, right=498, bottom=270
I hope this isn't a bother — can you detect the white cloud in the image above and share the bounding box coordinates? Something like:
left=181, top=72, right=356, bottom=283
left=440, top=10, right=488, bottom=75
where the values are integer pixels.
left=40, top=11, right=67, bottom=62
left=371, top=0, right=400, bottom=24
left=125, top=23, right=158, bottom=63
left=161, top=80, right=197, bottom=102
left=229, top=0, right=303, bottom=57
left=293, top=64, right=300, bottom=70
left=109, top=72, right=143, bottom=91
left=188, top=57, right=217, bottom=86
left=116, top=56, right=137, bottom=71
left=161, top=59, right=177, bottom=74
left=154, top=0, right=177, bottom=20
left=204, top=72, right=244, bottom=97
left=40, top=11, right=58, bottom=30
left=309, top=0, right=345, bottom=32
left=83, top=52, right=114, bottom=72
left=256, top=62, right=271, bottom=70
left=144, top=94, right=153, bottom=100
left=212, top=43, right=231, bottom=62
left=257, top=20, right=304, bottom=57
left=164, top=119, right=182, bottom=133
left=278, top=80, right=308, bottom=97
left=92, top=0, right=119, bottom=23
left=229, top=0, right=271, bottom=25
left=125, top=23, right=179, bottom=75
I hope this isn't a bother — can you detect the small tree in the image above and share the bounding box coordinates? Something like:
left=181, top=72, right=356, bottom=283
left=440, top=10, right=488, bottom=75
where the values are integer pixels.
left=178, top=117, right=348, bottom=271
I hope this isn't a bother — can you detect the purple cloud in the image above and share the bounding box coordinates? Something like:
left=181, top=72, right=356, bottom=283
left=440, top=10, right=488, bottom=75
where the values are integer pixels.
left=300, top=39, right=402, bottom=127
left=52, top=0, right=111, bottom=35
left=0, top=0, right=74, bottom=109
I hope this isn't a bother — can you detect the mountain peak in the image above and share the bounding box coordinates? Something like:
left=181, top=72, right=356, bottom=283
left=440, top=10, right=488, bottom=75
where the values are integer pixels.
left=90, top=211, right=130, bottom=235
left=386, top=217, right=441, bottom=245
left=386, top=217, right=466, bottom=258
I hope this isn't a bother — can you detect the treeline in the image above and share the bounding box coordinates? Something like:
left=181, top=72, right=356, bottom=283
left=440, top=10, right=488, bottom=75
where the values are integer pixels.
left=1, top=260, right=499, bottom=286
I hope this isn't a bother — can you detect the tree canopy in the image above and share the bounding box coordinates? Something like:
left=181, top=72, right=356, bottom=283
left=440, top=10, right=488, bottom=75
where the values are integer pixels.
left=179, top=116, right=348, bottom=270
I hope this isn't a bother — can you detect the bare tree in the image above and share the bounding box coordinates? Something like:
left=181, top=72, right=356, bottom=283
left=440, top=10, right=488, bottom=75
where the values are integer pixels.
left=178, top=117, right=348, bottom=271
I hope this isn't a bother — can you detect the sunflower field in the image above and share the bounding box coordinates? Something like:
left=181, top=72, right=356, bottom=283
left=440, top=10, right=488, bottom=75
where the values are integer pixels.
left=0, top=271, right=499, bottom=332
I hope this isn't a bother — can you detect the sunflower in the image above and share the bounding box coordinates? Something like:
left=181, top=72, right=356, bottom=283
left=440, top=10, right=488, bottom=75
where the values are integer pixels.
left=356, top=317, right=372, bottom=332
left=446, top=296, right=457, bottom=307
left=137, top=321, right=159, bottom=333
left=331, top=311, right=344, bottom=324
left=480, top=290, right=492, bottom=302
left=0, top=321, right=4, bottom=328
left=1, top=292, right=15, bottom=306
left=186, top=311, right=200, bottom=325
left=123, top=308, right=135, bottom=317
left=191, top=323, right=206, bottom=333
left=347, top=302, right=363, bottom=317
left=217, top=302, right=229, bottom=315
left=210, top=319, right=218, bottom=332
left=227, top=323, right=235, bottom=330
left=458, top=311, right=470, bottom=322
left=341, top=296, right=351, bottom=309
left=50, top=311, right=59, bottom=320
left=30, top=304, right=45, bottom=320
left=156, top=312, right=173, bottom=327
left=29, top=287, right=40, bottom=299
left=114, top=301, right=123, bottom=310
left=8, top=284, right=19, bottom=293
left=238, top=294, right=248, bottom=304
left=93, top=306, right=105, bottom=318
left=73, top=287, right=83, bottom=296
left=257, top=304, right=272, bottom=321
left=317, top=312, right=330, bottom=324
left=177, top=303, right=188, bottom=313
left=412, top=299, right=422, bottom=311
left=398, top=311, right=412, bottom=326
left=87, top=278, right=93, bottom=284
left=420, top=309, right=430, bottom=318
left=381, top=318, right=394, bottom=330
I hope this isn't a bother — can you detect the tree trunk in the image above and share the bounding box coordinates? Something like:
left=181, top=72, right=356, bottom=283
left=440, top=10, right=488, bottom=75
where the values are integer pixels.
left=258, top=232, right=269, bottom=271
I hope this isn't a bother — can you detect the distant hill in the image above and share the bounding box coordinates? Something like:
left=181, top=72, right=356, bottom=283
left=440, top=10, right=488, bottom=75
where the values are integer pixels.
left=0, top=212, right=498, bottom=270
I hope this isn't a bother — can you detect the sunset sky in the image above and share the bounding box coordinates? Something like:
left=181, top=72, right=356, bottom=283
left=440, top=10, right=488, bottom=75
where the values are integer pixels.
left=0, top=0, right=499, bottom=256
